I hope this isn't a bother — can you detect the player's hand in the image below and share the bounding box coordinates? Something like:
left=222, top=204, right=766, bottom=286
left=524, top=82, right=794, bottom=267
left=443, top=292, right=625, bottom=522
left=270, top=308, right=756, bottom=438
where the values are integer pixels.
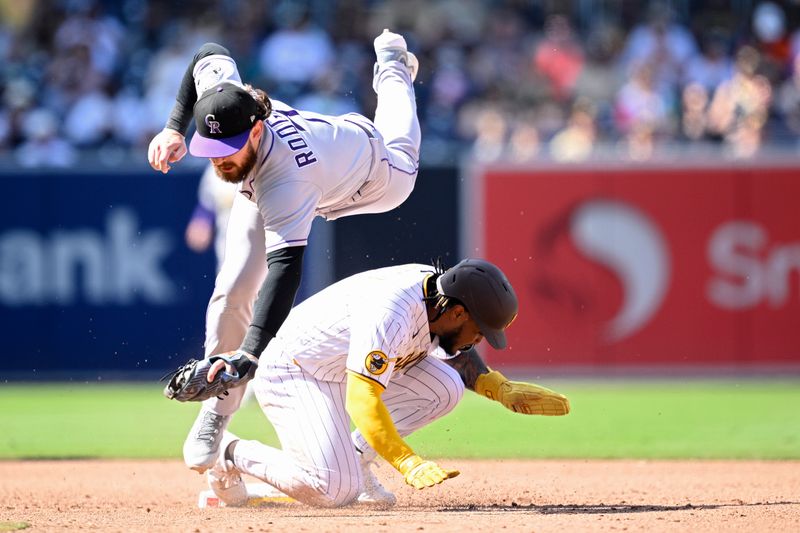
left=398, top=455, right=459, bottom=490
left=148, top=128, right=187, bottom=173
left=475, top=370, right=570, bottom=415
left=185, top=217, right=213, bottom=252
left=207, top=350, right=259, bottom=384
left=161, top=351, right=257, bottom=402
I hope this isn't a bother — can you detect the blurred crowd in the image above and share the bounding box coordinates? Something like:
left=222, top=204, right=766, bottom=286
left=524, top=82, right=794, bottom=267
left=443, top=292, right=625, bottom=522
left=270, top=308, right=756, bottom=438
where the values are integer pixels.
left=1, top=0, right=800, bottom=168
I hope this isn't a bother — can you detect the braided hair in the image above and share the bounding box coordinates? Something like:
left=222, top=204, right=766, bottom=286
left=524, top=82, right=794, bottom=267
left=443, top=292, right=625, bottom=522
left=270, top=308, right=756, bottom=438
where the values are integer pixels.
left=423, top=258, right=464, bottom=322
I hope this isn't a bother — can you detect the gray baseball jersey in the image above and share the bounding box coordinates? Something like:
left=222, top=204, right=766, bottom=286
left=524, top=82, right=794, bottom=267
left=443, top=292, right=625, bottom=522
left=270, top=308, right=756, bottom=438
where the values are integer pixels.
left=239, top=104, right=388, bottom=254
left=193, top=53, right=397, bottom=255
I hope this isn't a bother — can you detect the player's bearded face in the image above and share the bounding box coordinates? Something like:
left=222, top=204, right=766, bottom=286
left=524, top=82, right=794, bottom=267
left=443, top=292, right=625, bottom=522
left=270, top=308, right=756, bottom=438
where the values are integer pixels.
left=437, top=314, right=484, bottom=355
left=211, top=137, right=258, bottom=184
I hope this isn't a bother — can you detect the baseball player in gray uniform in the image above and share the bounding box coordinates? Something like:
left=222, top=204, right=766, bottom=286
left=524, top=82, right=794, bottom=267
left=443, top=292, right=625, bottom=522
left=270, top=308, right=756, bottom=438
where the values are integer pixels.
left=204, top=258, right=570, bottom=507
left=147, top=30, right=422, bottom=475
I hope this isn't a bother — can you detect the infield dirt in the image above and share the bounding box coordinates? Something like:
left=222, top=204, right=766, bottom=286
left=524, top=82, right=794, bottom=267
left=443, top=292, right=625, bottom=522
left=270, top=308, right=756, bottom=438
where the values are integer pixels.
left=1, top=459, right=798, bottom=532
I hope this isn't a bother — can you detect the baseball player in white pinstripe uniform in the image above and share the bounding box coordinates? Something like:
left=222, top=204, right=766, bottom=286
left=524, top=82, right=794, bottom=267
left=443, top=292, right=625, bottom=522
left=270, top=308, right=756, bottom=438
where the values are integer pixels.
left=204, top=259, right=570, bottom=507
left=147, top=30, right=423, bottom=473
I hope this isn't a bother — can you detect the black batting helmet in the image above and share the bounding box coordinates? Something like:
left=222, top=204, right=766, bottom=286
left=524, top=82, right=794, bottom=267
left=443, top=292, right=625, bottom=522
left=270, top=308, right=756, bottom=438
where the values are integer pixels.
left=436, top=259, right=518, bottom=349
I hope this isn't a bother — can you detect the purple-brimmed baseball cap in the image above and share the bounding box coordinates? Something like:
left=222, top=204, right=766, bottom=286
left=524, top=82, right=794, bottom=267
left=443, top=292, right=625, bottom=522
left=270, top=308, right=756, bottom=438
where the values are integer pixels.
left=189, top=82, right=260, bottom=158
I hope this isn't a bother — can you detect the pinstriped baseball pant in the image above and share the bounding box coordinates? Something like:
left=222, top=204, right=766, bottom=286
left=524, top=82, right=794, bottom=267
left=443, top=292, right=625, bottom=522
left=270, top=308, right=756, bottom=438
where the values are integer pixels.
left=232, top=356, right=464, bottom=507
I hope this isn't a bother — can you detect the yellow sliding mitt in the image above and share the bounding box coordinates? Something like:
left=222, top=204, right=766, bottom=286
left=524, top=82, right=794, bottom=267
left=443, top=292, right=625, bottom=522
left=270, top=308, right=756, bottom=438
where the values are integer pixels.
left=397, top=455, right=460, bottom=490
left=475, top=370, right=570, bottom=415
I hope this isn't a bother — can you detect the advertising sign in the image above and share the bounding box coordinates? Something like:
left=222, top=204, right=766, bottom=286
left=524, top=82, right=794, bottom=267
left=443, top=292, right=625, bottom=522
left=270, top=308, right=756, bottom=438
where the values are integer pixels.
left=473, top=165, right=800, bottom=367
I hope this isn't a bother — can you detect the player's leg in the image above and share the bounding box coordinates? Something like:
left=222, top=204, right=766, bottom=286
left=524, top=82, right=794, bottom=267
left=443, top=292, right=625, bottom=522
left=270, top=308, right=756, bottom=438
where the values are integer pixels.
left=373, top=29, right=420, bottom=171
left=184, top=191, right=267, bottom=472
left=352, top=356, right=465, bottom=464
left=367, top=29, right=421, bottom=211
left=323, top=32, right=418, bottom=220
left=226, top=360, right=361, bottom=508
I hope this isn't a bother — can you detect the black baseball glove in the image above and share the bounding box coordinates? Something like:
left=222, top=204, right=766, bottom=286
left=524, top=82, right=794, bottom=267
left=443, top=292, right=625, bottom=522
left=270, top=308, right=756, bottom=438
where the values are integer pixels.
left=161, top=351, right=258, bottom=402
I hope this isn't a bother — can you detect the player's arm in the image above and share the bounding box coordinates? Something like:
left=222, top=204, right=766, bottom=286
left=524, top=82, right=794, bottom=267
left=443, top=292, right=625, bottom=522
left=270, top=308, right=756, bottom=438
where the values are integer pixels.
left=444, top=347, right=489, bottom=390
left=216, top=180, right=321, bottom=376
left=345, top=371, right=459, bottom=490
left=204, top=245, right=304, bottom=385
left=148, top=42, right=235, bottom=173
left=239, top=245, right=305, bottom=357
left=185, top=203, right=214, bottom=252
left=185, top=166, right=218, bottom=252
left=445, top=347, right=571, bottom=416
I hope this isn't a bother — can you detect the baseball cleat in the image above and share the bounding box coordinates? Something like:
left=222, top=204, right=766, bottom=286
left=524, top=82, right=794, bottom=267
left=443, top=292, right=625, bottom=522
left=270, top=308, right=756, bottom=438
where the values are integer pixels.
left=373, top=29, right=418, bottom=82
left=183, top=409, right=231, bottom=473
left=207, top=458, right=248, bottom=507
left=356, top=455, right=397, bottom=507
left=206, top=431, right=247, bottom=507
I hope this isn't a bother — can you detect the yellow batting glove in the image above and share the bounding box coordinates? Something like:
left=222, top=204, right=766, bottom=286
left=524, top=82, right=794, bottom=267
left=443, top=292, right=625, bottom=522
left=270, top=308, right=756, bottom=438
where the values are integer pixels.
left=475, top=370, right=570, bottom=415
left=397, top=455, right=460, bottom=490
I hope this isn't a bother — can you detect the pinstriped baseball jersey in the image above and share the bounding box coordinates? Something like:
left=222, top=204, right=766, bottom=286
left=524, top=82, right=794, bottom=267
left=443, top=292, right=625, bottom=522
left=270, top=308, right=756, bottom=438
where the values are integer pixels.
left=262, top=263, right=446, bottom=387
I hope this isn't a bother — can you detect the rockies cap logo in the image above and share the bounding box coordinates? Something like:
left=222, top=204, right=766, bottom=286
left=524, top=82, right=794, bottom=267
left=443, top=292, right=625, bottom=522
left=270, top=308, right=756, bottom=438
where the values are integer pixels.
left=205, top=114, right=222, bottom=134
left=190, top=82, right=261, bottom=158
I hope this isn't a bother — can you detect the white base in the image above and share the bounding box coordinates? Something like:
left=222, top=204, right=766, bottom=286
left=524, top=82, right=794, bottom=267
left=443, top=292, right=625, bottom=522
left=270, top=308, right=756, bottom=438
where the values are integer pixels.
left=198, top=483, right=295, bottom=508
